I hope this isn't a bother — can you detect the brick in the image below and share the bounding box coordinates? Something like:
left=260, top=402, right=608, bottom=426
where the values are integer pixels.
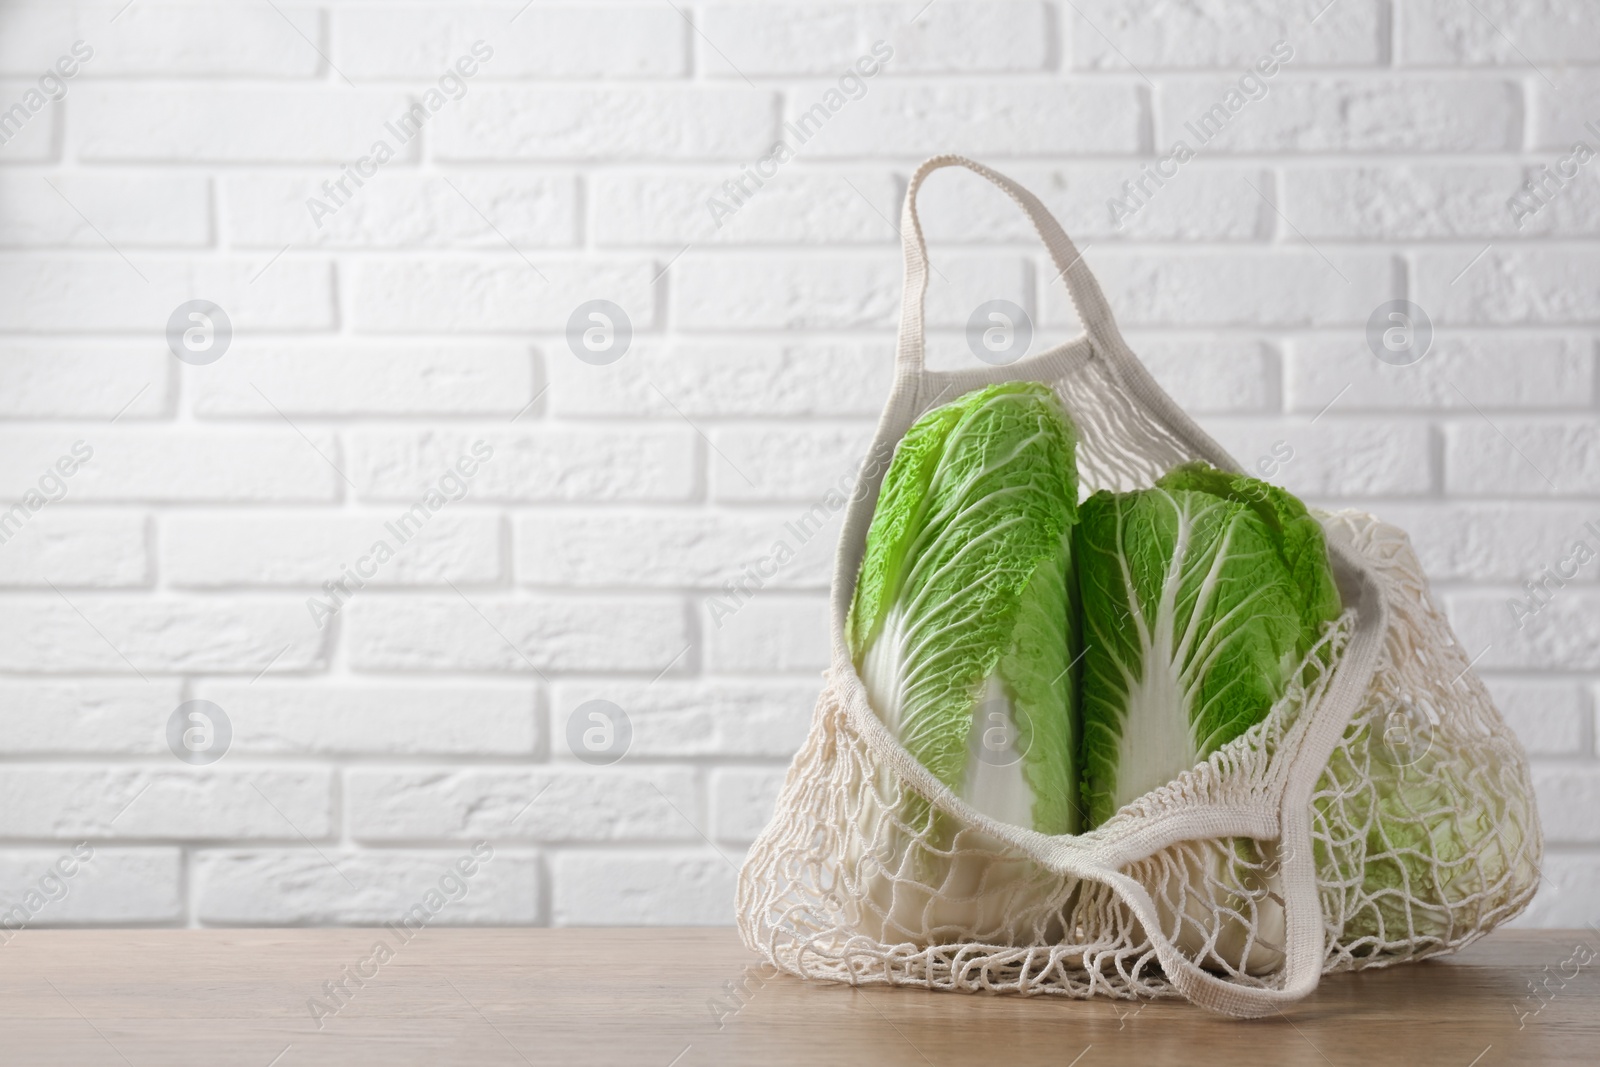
left=551, top=851, right=737, bottom=925
left=551, top=681, right=814, bottom=758
left=1418, top=248, right=1600, bottom=325
left=0, top=767, right=332, bottom=839
left=347, top=427, right=695, bottom=503
left=672, top=253, right=1027, bottom=330
left=1533, top=72, right=1600, bottom=149
left=1281, top=163, right=1600, bottom=239
left=672, top=255, right=894, bottom=330
left=1287, top=335, right=1592, bottom=412
left=1104, top=335, right=1278, bottom=413
left=1499, top=155, right=1600, bottom=235
left=191, top=344, right=535, bottom=416
left=515, top=511, right=835, bottom=590
left=73, top=86, right=418, bottom=163
left=193, top=683, right=538, bottom=756
left=0, top=348, right=168, bottom=418
left=348, top=768, right=698, bottom=842
left=195, top=847, right=539, bottom=925
left=0, top=598, right=326, bottom=674
left=1402, top=0, right=1600, bottom=65
left=162, top=512, right=502, bottom=587
left=0, top=80, right=57, bottom=160
left=916, top=163, right=1270, bottom=243
left=0, top=429, right=340, bottom=502
left=1371, top=504, right=1600, bottom=582
left=0, top=6, right=320, bottom=77
left=924, top=253, right=1039, bottom=330
left=709, top=424, right=874, bottom=502
left=1445, top=420, right=1600, bottom=496
left=593, top=170, right=898, bottom=246
left=0, top=511, right=148, bottom=587
left=0, top=681, right=182, bottom=755
left=702, top=594, right=830, bottom=674
left=0, top=258, right=334, bottom=332
left=1156, top=78, right=1518, bottom=153
left=0, top=847, right=182, bottom=926
left=1072, top=1, right=1382, bottom=68
left=701, top=2, right=1050, bottom=74
left=544, top=339, right=894, bottom=418
left=333, top=5, right=686, bottom=79
left=345, top=596, right=689, bottom=674
left=795, top=83, right=1142, bottom=157
left=1532, top=765, right=1600, bottom=843
left=433, top=87, right=777, bottom=160
left=1482, top=679, right=1586, bottom=757
left=711, top=768, right=787, bottom=843
left=1511, top=852, right=1600, bottom=926
left=348, top=258, right=652, bottom=332
left=1200, top=419, right=1433, bottom=496
left=1446, top=591, right=1600, bottom=670
left=226, top=171, right=578, bottom=249
left=0, top=173, right=209, bottom=246
left=1045, top=250, right=1397, bottom=328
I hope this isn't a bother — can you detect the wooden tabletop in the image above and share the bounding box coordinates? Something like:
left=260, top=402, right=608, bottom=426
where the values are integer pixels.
left=0, top=928, right=1593, bottom=1065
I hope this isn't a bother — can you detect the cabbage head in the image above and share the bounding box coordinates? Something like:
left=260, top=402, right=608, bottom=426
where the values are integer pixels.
left=847, top=381, right=1082, bottom=836
left=1322, top=740, right=1525, bottom=946
left=1076, top=463, right=1342, bottom=828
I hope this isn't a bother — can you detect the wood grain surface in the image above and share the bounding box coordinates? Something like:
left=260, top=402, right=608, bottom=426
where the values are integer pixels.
left=0, top=928, right=1594, bottom=1065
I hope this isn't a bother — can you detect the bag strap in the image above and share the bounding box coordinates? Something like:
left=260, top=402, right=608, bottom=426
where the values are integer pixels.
left=1109, top=543, right=1391, bottom=1018
left=896, top=155, right=1125, bottom=375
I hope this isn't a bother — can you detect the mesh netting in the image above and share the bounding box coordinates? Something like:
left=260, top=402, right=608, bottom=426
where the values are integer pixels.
left=1313, top=511, right=1541, bottom=973
left=735, top=353, right=1542, bottom=1013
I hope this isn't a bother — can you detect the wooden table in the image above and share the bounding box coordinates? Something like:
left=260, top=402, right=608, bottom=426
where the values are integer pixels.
left=0, top=928, right=1593, bottom=1065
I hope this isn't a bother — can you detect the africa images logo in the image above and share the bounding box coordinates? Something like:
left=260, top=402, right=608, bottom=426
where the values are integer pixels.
left=0, top=40, right=93, bottom=147
left=304, top=441, right=494, bottom=628
left=703, top=41, right=893, bottom=228
left=1106, top=40, right=1293, bottom=229
left=304, top=42, right=493, bottom=228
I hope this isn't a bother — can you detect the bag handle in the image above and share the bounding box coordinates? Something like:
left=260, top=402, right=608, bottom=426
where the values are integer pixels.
left=896, top=155, right=1125, bottom=375
left=1114, top=546, right=1392, bottom=1018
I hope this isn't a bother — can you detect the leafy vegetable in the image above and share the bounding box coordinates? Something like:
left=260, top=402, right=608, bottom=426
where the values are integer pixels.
left=848, top=381, right=1082, bottom=836
left=1155, top=462, right=1343, bottom=641
left=1321, top=737, right=1523, bottom=946
left=1076, top=463, right=1342, bottom=828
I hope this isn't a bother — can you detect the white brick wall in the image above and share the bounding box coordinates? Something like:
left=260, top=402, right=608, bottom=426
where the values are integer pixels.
left=0, top=0, right=1593, bottom=930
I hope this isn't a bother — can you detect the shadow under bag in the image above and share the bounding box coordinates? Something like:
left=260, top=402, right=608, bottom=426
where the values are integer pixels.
left=735, top=155, right=1542, bottom=1017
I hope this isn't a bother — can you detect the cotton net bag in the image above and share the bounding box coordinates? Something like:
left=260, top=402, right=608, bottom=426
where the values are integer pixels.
left=735, top=156, right=1542, bottom=1017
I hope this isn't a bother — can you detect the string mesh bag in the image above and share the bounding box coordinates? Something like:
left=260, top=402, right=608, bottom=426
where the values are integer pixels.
left=735, top=156, right=1543, bottom=1017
